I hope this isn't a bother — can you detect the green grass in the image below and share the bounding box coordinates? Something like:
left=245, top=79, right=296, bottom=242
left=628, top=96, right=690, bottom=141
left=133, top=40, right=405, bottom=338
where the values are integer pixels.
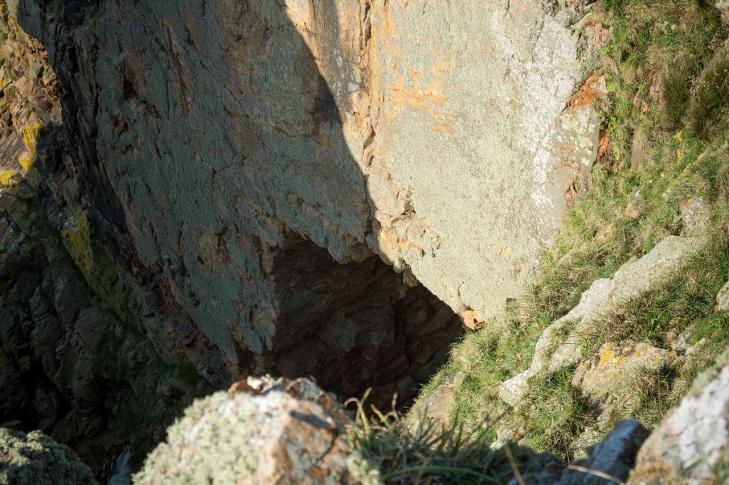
left=513, top=370, right=597, bottom=460
left=400, top=0, right=729, bottom=466
left=347, top=393, right=561, bottom=484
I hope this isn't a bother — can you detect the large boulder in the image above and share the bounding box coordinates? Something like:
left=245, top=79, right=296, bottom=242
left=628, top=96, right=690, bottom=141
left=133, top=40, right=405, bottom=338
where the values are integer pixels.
left=135, top=377, right=372, bottom=484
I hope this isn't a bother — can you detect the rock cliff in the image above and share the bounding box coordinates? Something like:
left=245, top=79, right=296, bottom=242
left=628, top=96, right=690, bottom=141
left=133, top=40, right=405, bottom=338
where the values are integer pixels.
left=1, top=0, right=728, bottom=482
left=7, top=0, right=598, bottom=390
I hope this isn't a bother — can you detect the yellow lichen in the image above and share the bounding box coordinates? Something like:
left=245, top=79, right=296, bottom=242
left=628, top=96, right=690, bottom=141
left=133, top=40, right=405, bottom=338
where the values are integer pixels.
left=598, top=343, right=617, bottom=366
left=0, top=169, right=18, bottom=186
left=61, top=209, right=94, bottom=277
left=19, top=122, right=41, bottom=171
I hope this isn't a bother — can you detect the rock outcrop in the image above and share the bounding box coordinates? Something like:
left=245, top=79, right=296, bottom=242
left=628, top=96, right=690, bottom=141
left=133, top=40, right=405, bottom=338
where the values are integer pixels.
left=500, top=235, right=701, bottom=407
left=3, top=0, right=602, bottom=408
left=135, top=377, right=372, bottom=484
left=10, top=0, right=725, bottom=482
left=629, top=351, right=729, bottom=484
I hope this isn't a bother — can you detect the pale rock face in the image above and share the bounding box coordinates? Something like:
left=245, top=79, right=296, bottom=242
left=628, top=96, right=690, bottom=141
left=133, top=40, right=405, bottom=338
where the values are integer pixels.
left=363, top=0, right=599, bottom=318
left=12, top=0, right=600, bottom=390
left=629, top=352, right=729, bottom=484
left=715, top=279, right=729, bottom=312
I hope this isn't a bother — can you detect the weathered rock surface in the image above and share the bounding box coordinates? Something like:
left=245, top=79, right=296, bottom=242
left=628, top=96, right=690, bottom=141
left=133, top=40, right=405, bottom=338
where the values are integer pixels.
left=135, top=376, right=370, bottom=484
left=558, top=420, right=650, bottom=485
left=629, top=351, right=729, bottom=484
left=716, top=279, right=729, bottom=312
left=573, top=342, right=679, bottom=427
left=0, top=427, right=97, bottom=485
left=5, top=0, right=602, bottom=406
left=500, top=235, right=701, bottom=406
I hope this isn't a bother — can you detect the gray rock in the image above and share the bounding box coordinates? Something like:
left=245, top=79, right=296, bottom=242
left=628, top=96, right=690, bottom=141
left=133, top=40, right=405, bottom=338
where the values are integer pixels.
left=629, top=351, right=729, bottom=484
left=574, top=342, right=678, bottom=413
left=12, top=0, right=600, bottom=383
left=106, top=448, right=131, bottom=485
left=135, top=377, right=368, bottom=485
left=560, top=420, right=649, bottom=484
left=678, top=196, right=710, bottom=236
left=715, top=279, right=729, bottom=312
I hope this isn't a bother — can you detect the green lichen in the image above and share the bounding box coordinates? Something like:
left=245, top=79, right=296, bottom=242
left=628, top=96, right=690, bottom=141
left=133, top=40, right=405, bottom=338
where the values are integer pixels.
left=0, top=428, right=97, bottom=485
left=134, top=391, right=261, bottom=484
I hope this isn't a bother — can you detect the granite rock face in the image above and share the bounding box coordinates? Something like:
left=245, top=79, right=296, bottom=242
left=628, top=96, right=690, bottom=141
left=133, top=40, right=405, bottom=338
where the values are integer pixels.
left=7, top=0, right=600, bottom=403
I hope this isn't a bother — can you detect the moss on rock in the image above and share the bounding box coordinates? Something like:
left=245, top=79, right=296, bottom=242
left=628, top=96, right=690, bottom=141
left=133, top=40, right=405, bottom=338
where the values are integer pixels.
left=136, top=377, right=360, bottom=484
left=0, top=428, right=97, bottom=485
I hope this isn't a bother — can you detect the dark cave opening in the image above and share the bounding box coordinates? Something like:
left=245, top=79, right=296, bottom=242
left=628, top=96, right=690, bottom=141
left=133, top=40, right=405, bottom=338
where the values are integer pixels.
left=254, top=235, right=465, bottom=410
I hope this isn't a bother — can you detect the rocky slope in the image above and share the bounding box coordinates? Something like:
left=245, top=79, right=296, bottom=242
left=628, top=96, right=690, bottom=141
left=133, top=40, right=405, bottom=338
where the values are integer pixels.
left=1, top=0, right=728, bottom=483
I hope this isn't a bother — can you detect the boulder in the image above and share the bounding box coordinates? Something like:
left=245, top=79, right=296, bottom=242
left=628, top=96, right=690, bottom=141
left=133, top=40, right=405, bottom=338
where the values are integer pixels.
left=678, top=196, right=710, bottom=236
left=573, top=342, right=679, bottom=426
left=135, top=377, right=371, bottom=484
left=559, top=420, right=650, bottom=485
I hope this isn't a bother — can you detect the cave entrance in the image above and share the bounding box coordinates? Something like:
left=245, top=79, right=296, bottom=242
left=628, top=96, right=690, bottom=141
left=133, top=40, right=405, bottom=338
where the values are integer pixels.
left=259, top=235, right=464, bottom=409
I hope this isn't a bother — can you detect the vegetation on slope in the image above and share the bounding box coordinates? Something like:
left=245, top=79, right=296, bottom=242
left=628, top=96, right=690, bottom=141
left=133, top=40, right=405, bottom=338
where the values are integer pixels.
left=360, top=0, right=729, bottom=472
